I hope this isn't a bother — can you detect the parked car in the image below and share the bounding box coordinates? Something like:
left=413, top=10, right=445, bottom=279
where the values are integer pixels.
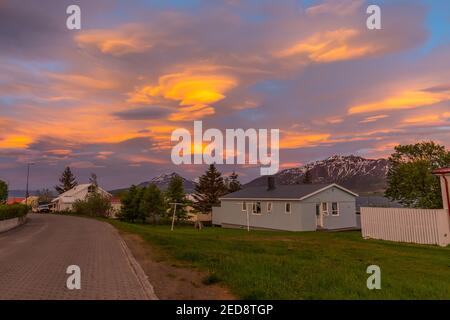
left=36, top=203, right=50, bottom=213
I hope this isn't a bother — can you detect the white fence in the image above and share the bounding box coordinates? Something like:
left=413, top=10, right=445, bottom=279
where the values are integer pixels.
left=361, top=207, right=450, bottom=247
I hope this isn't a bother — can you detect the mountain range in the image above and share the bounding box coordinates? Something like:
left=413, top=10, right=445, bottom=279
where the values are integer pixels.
left=109, top=155, right=389, bottom=195
left=245, top=155, right=389, bottom=193
left=109, top=172, right=197, bottom=195
left=136, top=172, right=197, bottom=193
left=8, top=156, right=390, bottom=197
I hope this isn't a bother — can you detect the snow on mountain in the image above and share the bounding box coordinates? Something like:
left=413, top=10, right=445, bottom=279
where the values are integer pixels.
left=137, top=172, right=196, bottom=192
left=246, top=155, right=389, bottom=193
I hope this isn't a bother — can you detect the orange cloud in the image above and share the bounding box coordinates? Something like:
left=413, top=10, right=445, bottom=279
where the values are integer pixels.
left=76, top=25, right=152, bottom=56
left=306, top=0, right=363, bottom=16
left=49, top=73, right=117, bottom=90
left=403, top=112, right=450, bottom=125
left=348, top=90, right=450, bottom=115
left=48, top=149, right=72, bottom=156
left=360, top=115, right=389, bottom=123
left=128, top=66, right=237, bottom=121
left=0, top=135, right=32, bottom=149
left=129, top=68, right=237, bottom=106
left=123, top=155, right=167, bottom=165
left=275, top=29, right=378, bottom=63
left=168, top=105, right=215, bottom=121
left=281, top=132, right=331, bottom=149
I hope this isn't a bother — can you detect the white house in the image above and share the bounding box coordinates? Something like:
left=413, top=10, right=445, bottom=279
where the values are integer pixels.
left=212, top=177, right=359, bottom=231
left=51, top=184, right=112, bottom=212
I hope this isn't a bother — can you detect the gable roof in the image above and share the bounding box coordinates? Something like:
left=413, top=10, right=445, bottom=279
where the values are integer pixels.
left=220, top=183, right=358, bottom=201
left=52, top=184, right=111, bottom=203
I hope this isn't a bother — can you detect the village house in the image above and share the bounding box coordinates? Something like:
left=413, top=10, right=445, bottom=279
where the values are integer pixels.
left=212, top=177, right=359, bottom=231
left=50, top=184, right=112, bottom=212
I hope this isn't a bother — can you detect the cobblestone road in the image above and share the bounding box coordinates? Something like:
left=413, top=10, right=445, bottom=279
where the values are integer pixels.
left=0, top=214, right=155, bottom=300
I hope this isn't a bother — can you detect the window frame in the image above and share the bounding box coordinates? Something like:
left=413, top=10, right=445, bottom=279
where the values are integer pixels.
left=252, top=202, right=262, bottom=215
left=267, top=202, right=273, bottom=213
left=285, top=202, right=292, bottom=214
left=242, top=201, right=247, bottom=212
left=331, top=202, right=339, bottom=216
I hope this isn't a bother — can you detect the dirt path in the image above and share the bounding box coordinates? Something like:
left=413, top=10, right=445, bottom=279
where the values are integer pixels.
left=119, top=232, right=236, bottom=300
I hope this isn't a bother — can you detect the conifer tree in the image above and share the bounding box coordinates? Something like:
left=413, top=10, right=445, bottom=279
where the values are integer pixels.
left=193, top=164, right=227, bottom=214
left=166, top=175, right=188, bottom=221
left=55, top=167, right=78, bottom=194
left=139, top=184, right=166, bottom=224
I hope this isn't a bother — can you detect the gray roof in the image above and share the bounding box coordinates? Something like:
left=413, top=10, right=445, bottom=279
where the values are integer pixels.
left=356, top=195, right=403, bottom=211
left=221, top=183, right=357, bottom=200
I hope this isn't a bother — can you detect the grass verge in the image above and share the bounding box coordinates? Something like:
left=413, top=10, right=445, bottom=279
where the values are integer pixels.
left=103, top=219, right=450, bottom=299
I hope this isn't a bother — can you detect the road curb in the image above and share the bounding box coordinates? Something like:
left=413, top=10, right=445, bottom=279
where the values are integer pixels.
left=114, top=228, right=159, bottom=300
left=0, top=214, right=28, bottom=234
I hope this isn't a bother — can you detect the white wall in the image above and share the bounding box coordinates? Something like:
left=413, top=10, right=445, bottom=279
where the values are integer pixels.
left=213, top=200, right=303, bottom=231
left=361, top=207, right=450, bottom=247
left=301, top=187, right=357, bottom=230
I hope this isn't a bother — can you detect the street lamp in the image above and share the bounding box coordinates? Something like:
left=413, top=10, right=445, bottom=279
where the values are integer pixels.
left=25, top=162, right=35, bottom=202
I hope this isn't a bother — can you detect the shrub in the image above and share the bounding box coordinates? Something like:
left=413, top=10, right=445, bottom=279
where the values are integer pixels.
left=72, top=193, right=112, bottom=217
left=0, top=204, right=29, bottom=221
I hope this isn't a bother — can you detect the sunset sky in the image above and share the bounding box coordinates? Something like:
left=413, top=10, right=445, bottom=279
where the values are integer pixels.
left=1, top=0, right=450, bottom=190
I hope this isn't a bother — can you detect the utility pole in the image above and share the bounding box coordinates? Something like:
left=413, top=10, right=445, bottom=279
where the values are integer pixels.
left=25, top=163, right=35, bottom=203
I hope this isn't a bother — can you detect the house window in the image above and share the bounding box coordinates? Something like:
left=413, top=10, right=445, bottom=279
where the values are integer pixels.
left=242, top=202, right=247, bottom=212
left=252, top=202, right=261, bottom=215
left=88, top=185, right=96, bottom=193
left=267, top=202, right=273, bottom=213
left=285, top=202, right=291, bottom=214
left=321, top=202, right=328, bottom=215
left=331, top=202, right=339, bottom=216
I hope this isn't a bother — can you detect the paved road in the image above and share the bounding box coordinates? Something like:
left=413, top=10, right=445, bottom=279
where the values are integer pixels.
left=0, top=214, right=156, bottom=300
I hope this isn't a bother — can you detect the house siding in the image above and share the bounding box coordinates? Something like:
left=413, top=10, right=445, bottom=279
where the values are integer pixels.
left=213, top=186, right=357, bottom=231
left=300, top=187, right=357, bottom=230
left=213, top=200, right=303, bottom=231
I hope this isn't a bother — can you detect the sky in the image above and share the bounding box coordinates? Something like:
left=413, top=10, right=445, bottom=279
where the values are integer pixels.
left=1, top=0, right=450, bottom=190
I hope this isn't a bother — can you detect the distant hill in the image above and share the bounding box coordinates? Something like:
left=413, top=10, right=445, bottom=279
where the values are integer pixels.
left=8, top=190, right=40, bottom=198
left=110, top=172, right=196, bottom=195
left=246, top=155, right=389, bottom=193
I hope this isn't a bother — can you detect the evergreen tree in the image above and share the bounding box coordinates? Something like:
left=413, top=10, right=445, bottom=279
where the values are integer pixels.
left=227, top=171, right=242, bottom=193
left=119, top=185, right=140, bottom=222
left=193, top=164, right=227, bottom=214
left=55, top=167, right=77, bottom=194
left=166, top=175, right=188, bottom=221
left=139, top=184, right=166, bottom=224
left=0, top=180, right=7, bottom=204
left=302, top=170, right=313, bottom=184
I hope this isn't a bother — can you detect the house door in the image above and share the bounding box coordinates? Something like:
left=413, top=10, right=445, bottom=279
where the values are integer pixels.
left=316, top=204, right=323, bottom=228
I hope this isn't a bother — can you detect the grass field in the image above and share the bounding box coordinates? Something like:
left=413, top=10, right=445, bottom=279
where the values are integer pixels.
left=108, top=220, right=450, bottom=300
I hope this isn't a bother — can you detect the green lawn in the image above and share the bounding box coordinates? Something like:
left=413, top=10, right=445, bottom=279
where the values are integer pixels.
left=108, top=220, right=450, bottom=300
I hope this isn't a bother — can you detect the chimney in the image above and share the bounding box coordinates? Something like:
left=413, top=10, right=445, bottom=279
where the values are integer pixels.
left=267, top=176, right=276, bottom=191
left=432, top=168, right=450, bottom=214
